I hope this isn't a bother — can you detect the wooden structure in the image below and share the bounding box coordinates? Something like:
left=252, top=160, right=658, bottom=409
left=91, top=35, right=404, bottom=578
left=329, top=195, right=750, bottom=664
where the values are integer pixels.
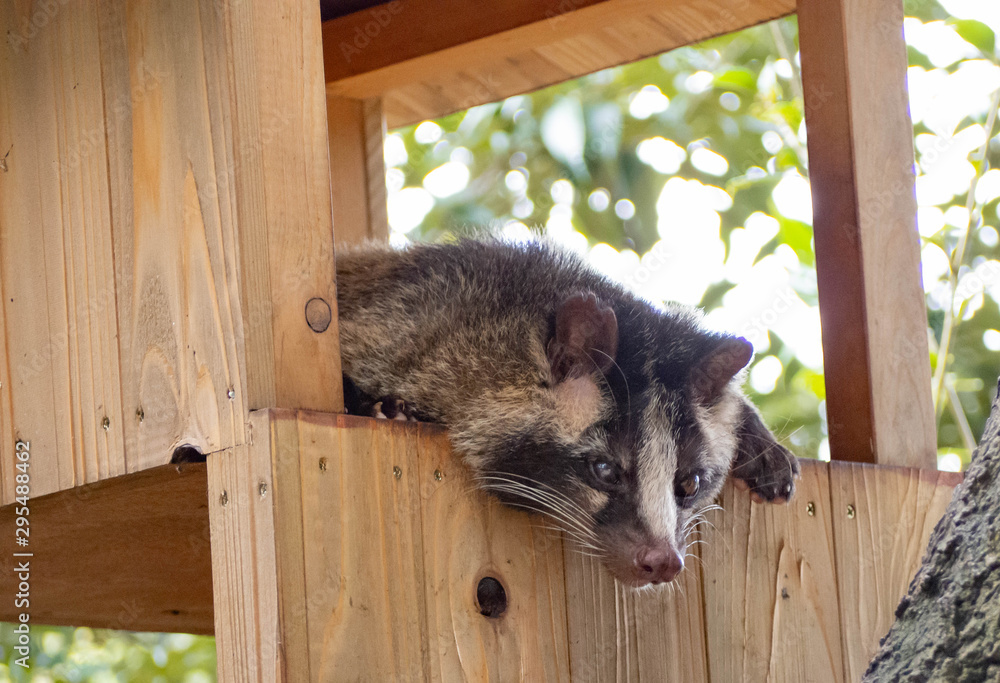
left=0, top=0, right=949, bottom=680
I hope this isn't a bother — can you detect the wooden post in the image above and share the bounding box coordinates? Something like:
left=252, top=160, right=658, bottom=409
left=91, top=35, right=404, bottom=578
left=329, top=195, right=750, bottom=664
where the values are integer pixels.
left=798, top=0, right=937, bottom=467
left=328, top=96, right=391, bottom=248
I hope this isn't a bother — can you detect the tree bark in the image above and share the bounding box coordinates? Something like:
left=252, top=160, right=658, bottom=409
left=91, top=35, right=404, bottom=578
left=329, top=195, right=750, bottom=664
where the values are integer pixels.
left=864, top=379, right=1000, bottom=682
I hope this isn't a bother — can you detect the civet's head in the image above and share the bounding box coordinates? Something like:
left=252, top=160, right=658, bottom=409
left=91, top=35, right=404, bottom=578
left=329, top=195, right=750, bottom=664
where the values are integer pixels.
left=474, top=291, right=794, bottom=587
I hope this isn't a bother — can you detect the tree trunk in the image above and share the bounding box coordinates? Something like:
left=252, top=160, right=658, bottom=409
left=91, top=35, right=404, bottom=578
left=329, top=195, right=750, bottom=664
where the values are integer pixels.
left=863, top=379, right=1000, bottom=682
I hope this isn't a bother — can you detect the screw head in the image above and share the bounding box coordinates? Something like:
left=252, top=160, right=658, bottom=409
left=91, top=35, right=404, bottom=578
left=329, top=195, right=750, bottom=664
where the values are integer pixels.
left=258, top=481, right=267, bottom=498
left=227, top=387, right=235, bottom=400
left=136, top=407, right=144, bottom=422
left=434, top=469, right=443, bottom=481
left=846, top=504, right=856, bottom=519
left=220, top=490, right=229, bottom=507
left=319, top=457, right=328, bottom=472
left=102, top=416, right=110, bottom=431
left=806, top=502, right=816, bottom=516
left=393, top=466, right=402, bottom=480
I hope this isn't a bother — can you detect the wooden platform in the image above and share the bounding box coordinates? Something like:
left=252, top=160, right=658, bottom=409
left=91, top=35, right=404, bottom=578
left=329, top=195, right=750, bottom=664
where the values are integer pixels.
left=323, top=0, right=797, bottom=127
left=2, top=412, right=960, bottom=680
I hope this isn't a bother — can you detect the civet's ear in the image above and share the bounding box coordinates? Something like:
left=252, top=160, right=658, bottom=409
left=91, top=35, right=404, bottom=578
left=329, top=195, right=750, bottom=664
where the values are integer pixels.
left=547, top=292, right=619, bottom=383
left=689, top=336, right=753, bottom=403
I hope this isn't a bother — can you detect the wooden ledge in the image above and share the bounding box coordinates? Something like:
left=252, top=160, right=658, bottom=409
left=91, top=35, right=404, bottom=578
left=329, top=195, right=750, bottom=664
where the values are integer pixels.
left=0, top=408, right=962, bottom=680
left=323, top=0, right=796, bottom=127
left=0, top=463, right=213, bottom=635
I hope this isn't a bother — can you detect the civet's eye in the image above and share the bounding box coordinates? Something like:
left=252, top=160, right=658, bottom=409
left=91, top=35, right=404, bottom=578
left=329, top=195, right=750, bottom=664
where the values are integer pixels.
left=590, top=459, right=620, bottom=488
left=675, top=474, right=700, bottom=502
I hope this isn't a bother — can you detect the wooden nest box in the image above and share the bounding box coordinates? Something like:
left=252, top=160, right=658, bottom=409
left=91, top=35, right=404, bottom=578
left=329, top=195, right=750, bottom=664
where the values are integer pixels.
left=0, top=0, right=963, bottom=680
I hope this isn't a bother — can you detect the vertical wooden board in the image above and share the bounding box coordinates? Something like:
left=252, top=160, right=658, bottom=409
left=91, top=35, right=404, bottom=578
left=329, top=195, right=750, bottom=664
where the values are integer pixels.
left=95, top=0, right=248, bottom=472
left=227, top=0, right=344, bottom=413
left=276, top=412, right=429, bottom=681
left=328, top=95, right=390, bottom=248
left=0, top=2, right=126, bottom=501
left=829, top=462, right=962, bottom=681
left=702, top=460, right=845, bottom=683
left=798, top=0, right=935, bottom=467
left=208, top=436, right=281, bottom=683
left=417, top=424, right=571, bottom=682
left=564, top=550, right=708, bottom=682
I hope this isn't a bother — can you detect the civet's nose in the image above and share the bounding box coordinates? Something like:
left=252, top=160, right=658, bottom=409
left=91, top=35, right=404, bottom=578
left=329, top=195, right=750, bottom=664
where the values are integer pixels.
left=634, top=545, right=684, bottom=584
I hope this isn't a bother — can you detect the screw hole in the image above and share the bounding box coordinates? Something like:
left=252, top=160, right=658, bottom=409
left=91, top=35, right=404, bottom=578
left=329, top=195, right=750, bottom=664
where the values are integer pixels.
left=477, top=576, right=507, bottom=618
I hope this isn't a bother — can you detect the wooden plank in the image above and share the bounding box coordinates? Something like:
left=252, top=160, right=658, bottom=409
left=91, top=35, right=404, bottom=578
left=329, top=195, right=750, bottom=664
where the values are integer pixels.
left=208, top=419, right=280, bottom=682
left=798, top=0, right=936, bottom=467
left=417, top=423, right=571, bottom=682
left=829, top=462, right=962, bottom=682
left=0, top=462, right=213, bottom=634
left=564, top=551, right=708, bottom=682
left=328, top=96, right=390, bottom=247
left=96, top=0, right=249, bottom=473
left=210, top=410, right=432, bottom=681
left=702, top=459, right=845, bottom=683
left=0, top=2, right=126, bottom=501
left=227, top=0, right=344, bottom=414
left=323, top=0, right=797, bottom=127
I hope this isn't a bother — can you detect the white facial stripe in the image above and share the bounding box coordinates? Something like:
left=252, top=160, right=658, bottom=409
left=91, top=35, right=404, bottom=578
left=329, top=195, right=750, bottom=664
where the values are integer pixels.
left=637, top=393, right=679, bottom=541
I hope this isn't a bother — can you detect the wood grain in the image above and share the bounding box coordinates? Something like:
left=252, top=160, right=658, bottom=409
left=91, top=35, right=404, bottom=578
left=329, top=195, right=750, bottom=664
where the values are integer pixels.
left=0, top=2, right=126, bottom=501
left=564, top=551, right=708, bottom=682
left=417, top=423, right=571, bottom=682
left=829, top=461, right=963, bottom=682
left=702, top=459, right=846, bottom=683
left=328, top=95, right=390, bottom=247
left=798, top=0, right=936, bottom=467
left=98, top=0, right=248, bottom=472
left=323, top=0, right=797, bottom=127
left=227, top=0, right=344, bottom=414
left=208, top=422, right=281, bottom=682
left=0, top=462, right=213, bottom=634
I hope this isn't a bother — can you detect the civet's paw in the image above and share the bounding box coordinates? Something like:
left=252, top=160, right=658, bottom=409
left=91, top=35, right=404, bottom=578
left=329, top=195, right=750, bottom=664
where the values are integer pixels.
left=731, top=402, right=800, bottom=504
left=372, top=396, right=421, bottom=422
left=731, top=443, right=799, bottom=504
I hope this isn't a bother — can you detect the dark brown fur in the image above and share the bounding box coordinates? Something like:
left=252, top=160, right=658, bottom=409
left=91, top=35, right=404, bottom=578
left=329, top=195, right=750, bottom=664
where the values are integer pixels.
left=336, top=239, right=799, bottom=585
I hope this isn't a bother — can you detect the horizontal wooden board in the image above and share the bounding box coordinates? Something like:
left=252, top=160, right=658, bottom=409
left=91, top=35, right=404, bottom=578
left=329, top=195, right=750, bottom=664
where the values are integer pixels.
left=0, top=463, right=213, bottom=634
left=323, top=0, right=796, bottom=127
left=0, top=416, right=960, bottom=683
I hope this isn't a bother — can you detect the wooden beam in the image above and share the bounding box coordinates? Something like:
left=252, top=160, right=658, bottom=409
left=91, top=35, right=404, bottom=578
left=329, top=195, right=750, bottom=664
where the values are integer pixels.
left=0, top=463, right=213, bottom=634
left=328, top=96, right=390, bottom=247
left=323, top=0, right=796, bottom=127
left=798, top=0, right=937, bottom=467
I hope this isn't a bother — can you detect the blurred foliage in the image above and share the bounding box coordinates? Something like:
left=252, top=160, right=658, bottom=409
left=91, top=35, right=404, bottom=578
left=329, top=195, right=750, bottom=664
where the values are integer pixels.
left=5, top=0, right=1000, bottom=678
left=0, top=624, right=215, bottom=682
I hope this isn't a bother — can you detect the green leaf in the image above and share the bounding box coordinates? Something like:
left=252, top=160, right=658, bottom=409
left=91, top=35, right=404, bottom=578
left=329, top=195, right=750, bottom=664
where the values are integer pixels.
left=713, top=68, right=757, bottom=93
left=949, top=19, right=995, bottom=56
